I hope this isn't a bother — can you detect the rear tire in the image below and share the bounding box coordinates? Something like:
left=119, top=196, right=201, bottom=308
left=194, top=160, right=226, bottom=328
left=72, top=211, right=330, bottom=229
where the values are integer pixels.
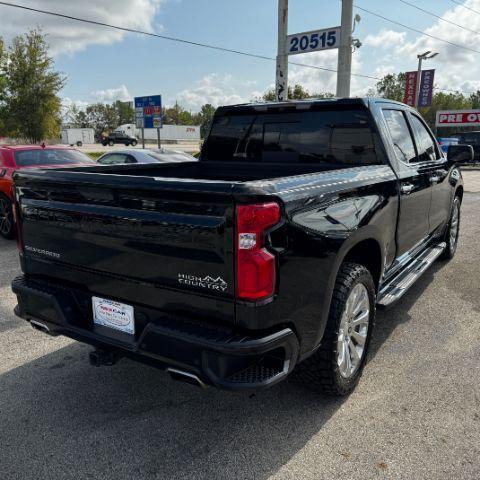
left=0, top=194, right=15, bottom=240
left=76, top=141, right=83, bottom=147
left=294, top=263, right=375, bottom=396
left=108, top=140, right=114, bottom=146
left=441, top=196, right=461, bottom=260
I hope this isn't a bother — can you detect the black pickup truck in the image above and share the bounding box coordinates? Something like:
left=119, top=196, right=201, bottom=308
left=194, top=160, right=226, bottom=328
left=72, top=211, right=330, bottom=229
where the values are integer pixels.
left=11, top=98, right=472, bottom=395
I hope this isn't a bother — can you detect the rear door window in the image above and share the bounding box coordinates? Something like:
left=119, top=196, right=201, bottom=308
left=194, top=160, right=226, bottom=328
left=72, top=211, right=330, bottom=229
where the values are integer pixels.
left=99, top=153, right=130, bottom=165
left=409, top=114, right=440, bottom=162
left=382, top=109, right=416, bottom=164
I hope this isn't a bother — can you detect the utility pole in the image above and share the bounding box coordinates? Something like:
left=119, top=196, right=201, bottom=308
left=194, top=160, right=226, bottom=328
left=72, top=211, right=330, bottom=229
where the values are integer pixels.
left=415, top=51, right=438, bottom=108
left=336, top=0, right=353, bottom=98
left=276, top=0, right=288, bottom=101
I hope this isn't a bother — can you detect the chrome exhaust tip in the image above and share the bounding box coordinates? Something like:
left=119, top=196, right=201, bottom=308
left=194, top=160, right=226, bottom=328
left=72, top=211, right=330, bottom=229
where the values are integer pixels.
left=30, top=320, right=50, bottom=335
left=166, top=367, right=207, bottom=388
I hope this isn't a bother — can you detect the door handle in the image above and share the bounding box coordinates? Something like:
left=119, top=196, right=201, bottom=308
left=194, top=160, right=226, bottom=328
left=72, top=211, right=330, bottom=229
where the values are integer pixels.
left=401, top=183, right=414, bottom=194
left=430, top=175, right=441, bottom=183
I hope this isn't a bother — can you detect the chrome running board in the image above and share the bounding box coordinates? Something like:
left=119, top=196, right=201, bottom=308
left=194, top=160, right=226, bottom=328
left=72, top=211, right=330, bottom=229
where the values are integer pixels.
left=377, top=242, right=446, bottom=308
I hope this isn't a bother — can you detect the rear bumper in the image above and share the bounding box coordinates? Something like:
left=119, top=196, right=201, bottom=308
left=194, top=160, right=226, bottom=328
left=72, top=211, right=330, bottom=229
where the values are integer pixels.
left=11, top=275, right=299, bottom=390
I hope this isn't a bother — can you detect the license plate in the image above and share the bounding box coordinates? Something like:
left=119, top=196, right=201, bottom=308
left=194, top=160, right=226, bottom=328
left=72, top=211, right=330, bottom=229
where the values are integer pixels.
left=92, top=297, right=135, bottom=335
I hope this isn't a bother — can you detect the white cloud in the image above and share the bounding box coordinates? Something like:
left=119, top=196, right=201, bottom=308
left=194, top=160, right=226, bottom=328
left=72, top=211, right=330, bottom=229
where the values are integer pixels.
left=175, top=74, right=248, bottom=110
left=91, top=85, right=131, bottom=102
left=364, top=30, right=406, bottom=48
left=0, top=0, right=165, bottom=55
left=288, top=49, right=369, bottom=96
left=395, top=0, right=480, bottom=92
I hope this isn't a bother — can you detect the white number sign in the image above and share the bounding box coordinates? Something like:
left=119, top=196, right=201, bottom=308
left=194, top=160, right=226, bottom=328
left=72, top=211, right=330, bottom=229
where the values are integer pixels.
left=286, top=27, right=341, bottom=55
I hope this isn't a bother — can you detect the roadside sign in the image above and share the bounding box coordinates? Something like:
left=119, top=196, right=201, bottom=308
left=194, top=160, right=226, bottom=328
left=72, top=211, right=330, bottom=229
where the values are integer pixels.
left=286, top=26, right=341, bottom=56
left=436, top=109, right=480, bottom=127
left=418, top=69, right=435, bottom=107
left=403, top=71, right=418, bottom=107
left=134, top=95, right=162, bottom=129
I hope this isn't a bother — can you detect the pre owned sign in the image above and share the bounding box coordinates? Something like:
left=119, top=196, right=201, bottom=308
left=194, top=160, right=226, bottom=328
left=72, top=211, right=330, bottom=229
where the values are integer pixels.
left=436, top=109, right=480, bottom=127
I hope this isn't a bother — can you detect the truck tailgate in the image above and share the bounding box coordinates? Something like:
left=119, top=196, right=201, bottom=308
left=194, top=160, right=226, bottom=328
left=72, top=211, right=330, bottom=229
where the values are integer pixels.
left=14, top=171, right=236, bottom=322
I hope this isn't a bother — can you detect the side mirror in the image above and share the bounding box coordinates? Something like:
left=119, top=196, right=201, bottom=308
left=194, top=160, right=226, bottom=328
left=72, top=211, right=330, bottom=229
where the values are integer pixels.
left=447, top=144, right=474, bottom=164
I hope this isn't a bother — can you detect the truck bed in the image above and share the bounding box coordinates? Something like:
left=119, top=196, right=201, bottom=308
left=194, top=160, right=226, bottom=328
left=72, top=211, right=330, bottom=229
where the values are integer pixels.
left=67, top=160, right=349, bottom=182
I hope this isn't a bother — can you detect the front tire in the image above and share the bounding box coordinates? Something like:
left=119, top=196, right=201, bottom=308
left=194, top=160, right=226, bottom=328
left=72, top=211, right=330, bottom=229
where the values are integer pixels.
left=441, top=196, right=461, bottom=260
left=0, top=194, right=15, bottom=240
left=294, top=263, right=375, bottom=396
left=131, top=140, right=137, bottom=147
left=108, top=140, right=114, bottom=146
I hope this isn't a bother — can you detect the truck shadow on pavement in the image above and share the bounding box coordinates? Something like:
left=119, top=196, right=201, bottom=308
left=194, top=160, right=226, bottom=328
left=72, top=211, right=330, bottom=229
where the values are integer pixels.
left=0, top=262, right=445, bottom=480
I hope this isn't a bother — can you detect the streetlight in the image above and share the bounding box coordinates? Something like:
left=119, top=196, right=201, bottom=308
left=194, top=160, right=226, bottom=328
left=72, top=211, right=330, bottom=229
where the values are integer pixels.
left=415, top=51, right=439, bottom=108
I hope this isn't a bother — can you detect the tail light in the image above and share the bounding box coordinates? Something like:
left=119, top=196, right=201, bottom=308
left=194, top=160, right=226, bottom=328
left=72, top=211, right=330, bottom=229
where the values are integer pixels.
left=236, top=202, right=281, bottom=301
left=12, top=188, right=24, bottom=252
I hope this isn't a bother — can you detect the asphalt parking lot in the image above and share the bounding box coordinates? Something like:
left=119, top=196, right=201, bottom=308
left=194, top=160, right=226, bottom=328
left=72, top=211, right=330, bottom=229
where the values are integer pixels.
left=1, top=171, right=479, bottom=480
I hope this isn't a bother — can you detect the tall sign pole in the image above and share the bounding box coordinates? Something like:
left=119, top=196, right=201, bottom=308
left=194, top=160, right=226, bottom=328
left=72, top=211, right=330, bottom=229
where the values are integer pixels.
left=336, top=0, right=353, bottom=98
left=415, top=56, right=424, bottom=108
left=276, top=0, right=289, bottom=101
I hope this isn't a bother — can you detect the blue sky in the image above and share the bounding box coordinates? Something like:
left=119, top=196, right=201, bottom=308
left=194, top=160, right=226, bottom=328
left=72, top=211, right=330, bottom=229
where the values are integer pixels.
left=1, top=0, right=479, bottom=111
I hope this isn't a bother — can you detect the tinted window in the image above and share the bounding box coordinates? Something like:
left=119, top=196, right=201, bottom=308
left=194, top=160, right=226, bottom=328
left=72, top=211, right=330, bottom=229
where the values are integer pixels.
left=14, top=149, right=94, bottom=167
left=204, top=108, right=383, bottom=166
left=382, top=110, right=416, bottom=163
left=410, top=115, right=439, bottom=162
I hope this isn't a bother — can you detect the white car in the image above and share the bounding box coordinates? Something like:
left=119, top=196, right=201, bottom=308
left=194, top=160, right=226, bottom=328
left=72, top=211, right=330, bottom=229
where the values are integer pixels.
left=97, top=148, right=197, bottom=165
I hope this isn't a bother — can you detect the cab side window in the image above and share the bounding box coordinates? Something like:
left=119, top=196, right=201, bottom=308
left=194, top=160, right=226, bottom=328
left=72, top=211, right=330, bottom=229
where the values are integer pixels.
left=410, top=114, right=440, bottom=162
left=382, top=109, right=416, bottom=164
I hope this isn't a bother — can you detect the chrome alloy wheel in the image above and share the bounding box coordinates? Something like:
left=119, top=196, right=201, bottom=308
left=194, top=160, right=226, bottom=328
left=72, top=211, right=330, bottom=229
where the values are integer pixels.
left=449, top=201, right=460, bottom=249
left=336, top=283, right=370, bottom=379
left=0, top=197, right=12, bottom=237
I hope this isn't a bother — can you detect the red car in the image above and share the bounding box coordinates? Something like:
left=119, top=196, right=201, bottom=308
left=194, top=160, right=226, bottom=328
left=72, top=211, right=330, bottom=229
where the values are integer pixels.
left=0, top=145, right=94, bottom=239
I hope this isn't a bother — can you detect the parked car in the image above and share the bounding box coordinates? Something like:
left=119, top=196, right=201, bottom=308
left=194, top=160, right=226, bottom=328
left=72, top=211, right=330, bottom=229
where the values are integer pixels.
left=97, top=148, right=197, bottom=165
left=11, top=98, right=470, bottom=396
left=100, top=132, right=138, bottom=147
left=437, top=137, right=458, bottom=154
left=450, top=131, right=480, bottom=163
left=0, top=145, right=94, bottom=239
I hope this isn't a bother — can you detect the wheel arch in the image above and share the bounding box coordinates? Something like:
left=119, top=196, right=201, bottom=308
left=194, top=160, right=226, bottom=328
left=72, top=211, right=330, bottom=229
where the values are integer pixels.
left=309, top=231, right=385, bottom=354
left=455, top=185, right=464, bottom=203
left=341, top=238, right=383, bottom=291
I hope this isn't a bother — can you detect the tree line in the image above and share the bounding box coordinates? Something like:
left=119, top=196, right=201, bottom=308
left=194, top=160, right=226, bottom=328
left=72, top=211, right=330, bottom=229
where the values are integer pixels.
left=2, top=30, right=480, bottom=143
left=66, top=101, right=216, bottom=139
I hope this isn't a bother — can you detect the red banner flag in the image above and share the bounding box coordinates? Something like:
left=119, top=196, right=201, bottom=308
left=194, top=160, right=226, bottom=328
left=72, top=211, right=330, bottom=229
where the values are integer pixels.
left=403, top=71, right=418, bottom=107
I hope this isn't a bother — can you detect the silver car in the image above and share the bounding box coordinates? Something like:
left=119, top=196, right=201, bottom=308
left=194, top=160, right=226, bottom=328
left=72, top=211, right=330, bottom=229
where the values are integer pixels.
left=97, top=148, right=197, bottom=165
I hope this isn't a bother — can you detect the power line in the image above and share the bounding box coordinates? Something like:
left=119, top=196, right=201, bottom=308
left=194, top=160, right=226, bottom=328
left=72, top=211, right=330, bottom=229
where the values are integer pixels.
left=0, top=1, right=372, bottom=81
left=353, top=2, right=480, bottom=55
left=0, top=1, right=477, bottom=96
left=397, top=0, right=480, bottom=37
left=449, top=0, right=480, bottom=17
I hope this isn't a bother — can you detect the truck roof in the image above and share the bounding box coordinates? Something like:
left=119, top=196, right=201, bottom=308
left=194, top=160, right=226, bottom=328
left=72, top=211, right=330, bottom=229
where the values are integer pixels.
left=216, top=97, right=408, bottom=114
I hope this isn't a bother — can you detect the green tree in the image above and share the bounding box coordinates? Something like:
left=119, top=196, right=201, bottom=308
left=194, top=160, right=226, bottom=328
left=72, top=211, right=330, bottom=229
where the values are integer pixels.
left=373, top=73, right=406, bottom=102
left=194, top=103, right=216, bottom=138
left=4, top=30, right=64, bottom=143
left=65, top=103, right=89, bottom=128
left=0, top=37, right=8, bottom=134
left=85, top=103, right=119, bottom=137
left=262, top=84, right=334, bottom=101
left=163, top=101, right=194, bottom=125
left=114, top=100, right=134, bottom=125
